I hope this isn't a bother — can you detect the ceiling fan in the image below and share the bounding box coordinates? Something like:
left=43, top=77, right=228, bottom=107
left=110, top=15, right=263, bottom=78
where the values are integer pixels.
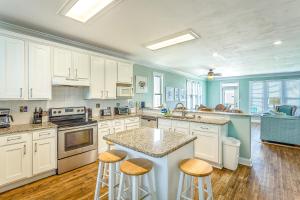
left=207, top=69, right=222, bottom=80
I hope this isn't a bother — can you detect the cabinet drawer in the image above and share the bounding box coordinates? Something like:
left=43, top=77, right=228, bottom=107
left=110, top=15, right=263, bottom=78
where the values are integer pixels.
left=32, top=129, right=56, bottom=141
left=190, top=122, right=219, bottom=133
left=98, top=120, right=112, bottom=128
left=124, top=117, right=139, bottom=124
left=113, top=119, right=124, bottom=126
left=125, top=123, right=140, bottom=130
left=158, top=119, right=172, bottom=127
left=172, top=120, right=189, bottom=129
left=114, top=126, right=124, bottom=133
left=0, top=134, right=29, bottom=146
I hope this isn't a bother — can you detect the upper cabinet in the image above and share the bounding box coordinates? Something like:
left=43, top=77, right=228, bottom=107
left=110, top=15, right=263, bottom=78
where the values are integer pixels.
left=86, top=56, right=117, bottom=99
left=28, top=42, right=51, bottom=100
left=52, top=47, right=90, bottom=86
left=117, top=62, right=133, bottom=84
left=0, top=35, right=25, bottom=100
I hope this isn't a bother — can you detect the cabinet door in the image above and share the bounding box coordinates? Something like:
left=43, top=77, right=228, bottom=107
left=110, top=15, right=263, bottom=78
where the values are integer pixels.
left=28, top=42, right=51, bottom=99
left=72, top=51, right=90, bottom=80
left=117, top=62, right=133, bottom=84
left=53, top=47, right=72, bottom=78
left=33, top=138, right=56, bottom=175
left=158, top=119, right=172, bottom=132
left=192, top=130, right=219, bottom=163
left=173, top=127, right=189, bottom=134
left=88, top=56, right=105, bottom=99
left=98, top=128, right=111, bottom=153
left=104, top=59, right=117, bottom=99
left=0, top=143, right=30, bottom=186
left=0, top=36, right=25, bottom=99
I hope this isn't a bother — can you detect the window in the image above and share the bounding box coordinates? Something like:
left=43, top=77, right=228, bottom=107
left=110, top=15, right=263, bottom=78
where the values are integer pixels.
left=187, top=80, right=202, bottom=109
left=249, top=79, right=300, bottom=114
left=153, top=73, right=163, bottom=108
left=221, top=82, right=239, bottom=109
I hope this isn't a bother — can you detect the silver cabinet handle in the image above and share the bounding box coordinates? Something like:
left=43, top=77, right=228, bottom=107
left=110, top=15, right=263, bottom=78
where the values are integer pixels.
left=68, top=68, right=71, bottom=78
left=7, top=136, right=21, bottom=141
left=106, top=91, right=109, bottom=97
left=101, top=91, right=104, bottom=98
left=30, top=88, right=33, bottom=98
left=23, top=144, right=26, bottom=155
left=20, top=88, right=22, bottom=98
left=35, top=143, right=37, bottom=153
left=201, top=126, right=208, bottom=130
left=75, top=69, right=78, bottom=80
left=39, top=132, right=50, bottom=136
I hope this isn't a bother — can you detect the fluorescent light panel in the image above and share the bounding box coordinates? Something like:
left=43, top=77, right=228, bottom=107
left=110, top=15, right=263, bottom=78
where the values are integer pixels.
left=146, top=30, right=199, bottom=50
left=65, top=0, right=115, bottom=23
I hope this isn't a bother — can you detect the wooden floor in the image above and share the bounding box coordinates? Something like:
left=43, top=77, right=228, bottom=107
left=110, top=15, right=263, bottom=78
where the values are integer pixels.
left=1, top=124, right=300, bottom=200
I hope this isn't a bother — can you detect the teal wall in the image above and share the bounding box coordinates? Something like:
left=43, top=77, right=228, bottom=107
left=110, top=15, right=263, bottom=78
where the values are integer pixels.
left=133, top=64, right=206, bottom=109
left=206, top=73, right=300, bottom=113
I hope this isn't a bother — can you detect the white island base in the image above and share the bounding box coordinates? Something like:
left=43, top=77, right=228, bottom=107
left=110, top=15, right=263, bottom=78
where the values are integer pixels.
left=115, top=142, right=194, bottom=200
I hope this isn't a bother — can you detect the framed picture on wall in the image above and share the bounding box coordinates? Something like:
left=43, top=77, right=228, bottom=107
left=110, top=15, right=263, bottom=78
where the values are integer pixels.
left=166, top=87, right=174, bottom=102
left=174, top=88, right=180, bottom=101
left=180, top=89, right=186, bottom=101
left=135, top=75, right=148, bottom=93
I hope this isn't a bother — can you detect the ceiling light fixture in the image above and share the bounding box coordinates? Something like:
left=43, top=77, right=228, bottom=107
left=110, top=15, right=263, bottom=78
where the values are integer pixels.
left=273, top=40, right=282, bottom=45
left=61, top=0, right=121, bottom=23
left=145, top=30, right=199, bottom=51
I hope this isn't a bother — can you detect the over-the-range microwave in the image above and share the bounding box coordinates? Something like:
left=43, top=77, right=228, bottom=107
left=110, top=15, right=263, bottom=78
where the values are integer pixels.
left=117, top=85, right=133, bottom=97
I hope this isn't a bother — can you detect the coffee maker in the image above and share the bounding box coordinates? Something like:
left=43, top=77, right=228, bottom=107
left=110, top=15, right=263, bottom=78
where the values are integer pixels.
left=0, top=108, right=14, bottom=128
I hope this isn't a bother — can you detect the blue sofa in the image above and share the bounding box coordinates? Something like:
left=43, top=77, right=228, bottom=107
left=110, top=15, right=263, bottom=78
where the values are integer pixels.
left=261, top=114, right=300, bottom=145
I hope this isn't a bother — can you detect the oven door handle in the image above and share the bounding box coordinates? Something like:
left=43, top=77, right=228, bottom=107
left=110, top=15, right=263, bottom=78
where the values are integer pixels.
left=58, top=124, right=97, bottom=132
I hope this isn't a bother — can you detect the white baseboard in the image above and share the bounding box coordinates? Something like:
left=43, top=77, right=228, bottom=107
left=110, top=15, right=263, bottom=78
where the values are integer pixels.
left=239, top=157, right=252, bottom=167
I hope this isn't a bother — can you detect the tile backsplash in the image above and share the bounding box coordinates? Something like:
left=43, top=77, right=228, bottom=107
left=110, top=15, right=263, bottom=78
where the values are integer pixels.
left=0, top=86, right=128, bottom=125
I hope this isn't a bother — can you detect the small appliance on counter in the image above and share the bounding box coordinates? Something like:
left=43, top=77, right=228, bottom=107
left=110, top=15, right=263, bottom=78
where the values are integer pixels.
left=0, top=108, right=13, bottom=128
left=114, top=106, right=129, bottom=115
left=33, top=107, right=43, bottom=124
left=100, top=107, right=112, bottom=116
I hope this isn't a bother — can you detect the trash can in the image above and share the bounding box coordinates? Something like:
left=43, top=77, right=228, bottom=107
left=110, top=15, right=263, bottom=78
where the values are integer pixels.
left=223, top=137, right=241, bottom=170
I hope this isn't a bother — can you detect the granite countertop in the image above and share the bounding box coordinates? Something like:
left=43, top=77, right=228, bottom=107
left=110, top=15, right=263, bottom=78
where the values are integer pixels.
left=93, top=114, right=141, bottom=121
left=155, top=115, right=230, bottom=125
left=104, top=127, right=197, bottom=158
left=0, top=122, right=57, bottom=136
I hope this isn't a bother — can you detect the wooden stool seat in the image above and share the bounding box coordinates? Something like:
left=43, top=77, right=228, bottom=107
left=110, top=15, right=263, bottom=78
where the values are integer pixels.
left=179, top=159, right=213, bottom=177
left=106, top=141, right=114, bottom=145
left=98, top=150, right=127, bottom=163
left=120, top=158, right=153, bottom=176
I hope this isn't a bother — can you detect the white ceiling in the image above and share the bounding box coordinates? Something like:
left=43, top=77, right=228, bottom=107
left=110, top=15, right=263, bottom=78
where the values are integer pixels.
left=1, top=0, right=300, bottom=77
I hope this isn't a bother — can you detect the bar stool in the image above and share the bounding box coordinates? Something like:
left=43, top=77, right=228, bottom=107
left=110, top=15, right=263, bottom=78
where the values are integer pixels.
left=102, top=141, right=116, bottom=187
left=176, top=159, right=213, bottom=200
left=117, top=158, right=156, bottom=200
left=94, top=150, right=127, bottom=200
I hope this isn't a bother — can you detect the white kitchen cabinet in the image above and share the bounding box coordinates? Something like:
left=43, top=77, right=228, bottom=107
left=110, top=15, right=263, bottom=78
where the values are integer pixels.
left=72, top=51, right=90, bottom=80
left=86, top=56, right=105, bottom=99
left=125, top=117, right=140, bottom=131
left=0, top=35, right=25, bottom=99
left=32, top=138, right=56, bottom=175
left=53, top=47, right=71, bottom=78
left=0, top=134, right=31, bottom=186
left=28, top=42, right=51, bottom=100
left=86, top=57, right=117, bottom=99
left=192, top=130, right=219, bottom=163
left=104, top=59, right=117, bottom=99
left=171, top=120, right=190, bottom=134
left=117, top=62, right=133, bottom=84
left=158, top=118, right=172, bottom=132
left=52, top=47, right=90, bottom=86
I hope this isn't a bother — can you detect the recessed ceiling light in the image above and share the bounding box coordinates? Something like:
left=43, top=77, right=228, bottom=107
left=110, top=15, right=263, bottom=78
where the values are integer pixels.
left=273, top=40, right=282, bottom=45
left=145, top=30, right=199, bottom=51
left=60, top=0, right=121, bottom=23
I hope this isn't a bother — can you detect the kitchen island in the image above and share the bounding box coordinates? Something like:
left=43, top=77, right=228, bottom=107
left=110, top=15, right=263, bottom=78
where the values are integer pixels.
left=104, top=127, right=196, bottom=200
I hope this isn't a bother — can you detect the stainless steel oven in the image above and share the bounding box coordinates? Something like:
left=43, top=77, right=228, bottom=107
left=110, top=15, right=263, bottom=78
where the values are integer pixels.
left=49, top=106, right=98, bottom=174
left=58, top=124, right=97, bottom=159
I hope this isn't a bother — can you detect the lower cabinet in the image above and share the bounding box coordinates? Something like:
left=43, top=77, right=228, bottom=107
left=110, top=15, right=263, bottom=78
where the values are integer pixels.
left=32, top=138, right=56, bottom=175
left=192, top=130, right=219, bottom=163
left=0, top=133, right=32, bottom=186
left=0, top=129, right=57, bottom=187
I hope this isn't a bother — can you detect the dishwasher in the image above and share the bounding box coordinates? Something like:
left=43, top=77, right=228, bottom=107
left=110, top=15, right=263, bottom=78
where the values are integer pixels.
left=141, top=115, right=158, bottom=128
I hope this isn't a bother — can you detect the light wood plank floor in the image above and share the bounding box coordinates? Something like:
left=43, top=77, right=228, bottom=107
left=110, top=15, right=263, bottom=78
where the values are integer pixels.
left=1, top=124, right=300, bottom=200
